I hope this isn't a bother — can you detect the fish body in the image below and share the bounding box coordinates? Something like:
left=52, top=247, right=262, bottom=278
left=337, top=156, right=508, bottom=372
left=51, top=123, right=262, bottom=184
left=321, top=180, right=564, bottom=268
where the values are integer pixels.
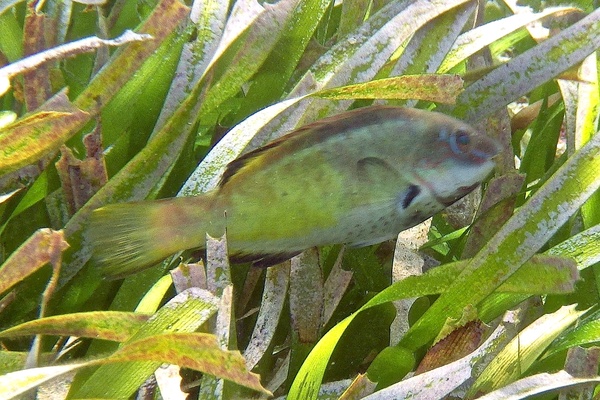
left=90, top=106, right=499, bottom=277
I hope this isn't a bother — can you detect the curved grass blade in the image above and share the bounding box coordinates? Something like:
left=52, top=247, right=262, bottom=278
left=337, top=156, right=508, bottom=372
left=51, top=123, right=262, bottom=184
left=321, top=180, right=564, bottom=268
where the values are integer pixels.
left=70, top=287, right=218, bottom=398
left=468, top=305, right=585, bottom=396
left=0, top=362, right=88, bottom=400
left=0, top=312, right=150, bottom=342
left=179, top=96, right=307, bottom=195
left=0, top=333, right=270, bottom=399
left=315, top=74, right=463, bottom=104
left=287, top=254, right=579, bottom=400
left=284, top=0, right=472, bottom=131
left=0, top=229, right=68, bottom=296
left=196, top=0, right=301, bottom=116
left=153, top=0, right=228, bottom=132
left=438, top=7, right=579, bottom=73
left=107, top=332, right=270, bottom=395
left=236, top=0, right=330, bottom=115
left=454, top=9, right=600, bottom=122
left=476, top=370, right=600, bottom=400
left=0, top=31, right=152, bottom=97
left=393, top=1, right=475, bottom=77
left=546, top=223, right=600, bottom=270
left=544, top=317, right=600, bottom=358
left=73, top=0, right=190, bottom=112
left=243, top=263, right=289, bottom=369
left=296, top=0, right=470, bottom=94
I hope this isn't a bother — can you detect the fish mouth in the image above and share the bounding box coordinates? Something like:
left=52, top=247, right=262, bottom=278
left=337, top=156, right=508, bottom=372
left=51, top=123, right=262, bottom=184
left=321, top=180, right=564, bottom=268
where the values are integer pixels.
left=411, top=170, right=483, bottom=208
left=433, top=182, right=481, bottom=206
left=470, top=135, right=502, bottom=163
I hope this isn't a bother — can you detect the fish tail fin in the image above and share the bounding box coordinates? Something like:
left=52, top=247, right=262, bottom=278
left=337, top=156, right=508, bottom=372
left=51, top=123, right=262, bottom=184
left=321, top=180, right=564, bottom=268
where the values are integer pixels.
left=89, top=196, right=217, bottom=278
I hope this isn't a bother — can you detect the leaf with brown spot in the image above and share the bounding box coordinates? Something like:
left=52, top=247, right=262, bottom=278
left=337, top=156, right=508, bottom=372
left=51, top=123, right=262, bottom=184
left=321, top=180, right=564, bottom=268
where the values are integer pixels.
left=0, top=311, right=150, bottom=342
left=315, top=74, right=464, bottom=104
left=71, top=287, right=220, bottom=398
left=132, top=334, right=267, bottom=394
left=416, top=320, right=486, bottom=374
left=0, top=228, right=69, bottom=296
left=0, top=0, right=188, bottom=179
left=56, top=124, right=108, bottom=215
left=0, top=94, right=89, bottom=176
left=22, top=7, right=51, bottom=111
left=0, top=333, right=270, bottom=398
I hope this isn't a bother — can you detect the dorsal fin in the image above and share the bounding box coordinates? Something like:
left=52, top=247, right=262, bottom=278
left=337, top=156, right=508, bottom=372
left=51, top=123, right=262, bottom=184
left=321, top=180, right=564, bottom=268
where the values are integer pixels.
left=218, top=106, right=411, bottom=188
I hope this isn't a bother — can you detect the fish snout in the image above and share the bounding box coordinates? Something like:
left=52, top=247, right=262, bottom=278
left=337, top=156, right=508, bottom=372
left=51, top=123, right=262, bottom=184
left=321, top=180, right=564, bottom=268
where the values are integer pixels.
left=470, top=134, right=502, bottom=164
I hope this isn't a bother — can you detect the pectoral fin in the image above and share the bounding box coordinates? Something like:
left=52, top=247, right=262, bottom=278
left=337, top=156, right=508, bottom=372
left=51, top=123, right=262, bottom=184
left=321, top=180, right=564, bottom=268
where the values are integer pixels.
left=356, top=157, right=400, bottom=184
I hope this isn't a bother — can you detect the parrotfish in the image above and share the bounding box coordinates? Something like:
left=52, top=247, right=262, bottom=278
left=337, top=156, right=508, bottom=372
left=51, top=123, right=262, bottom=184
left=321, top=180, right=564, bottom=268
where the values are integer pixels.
left=90, top=106, right=499, bottom=277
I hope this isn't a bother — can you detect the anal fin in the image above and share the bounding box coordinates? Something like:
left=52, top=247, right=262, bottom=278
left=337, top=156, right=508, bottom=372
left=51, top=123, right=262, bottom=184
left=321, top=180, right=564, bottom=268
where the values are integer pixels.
left=230, top=252, right=303, bottom=268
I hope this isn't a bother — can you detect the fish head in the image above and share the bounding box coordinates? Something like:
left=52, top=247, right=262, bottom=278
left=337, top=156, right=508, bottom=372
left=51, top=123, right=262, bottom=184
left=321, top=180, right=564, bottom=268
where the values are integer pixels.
left=410, top=113, right=501, bottom=206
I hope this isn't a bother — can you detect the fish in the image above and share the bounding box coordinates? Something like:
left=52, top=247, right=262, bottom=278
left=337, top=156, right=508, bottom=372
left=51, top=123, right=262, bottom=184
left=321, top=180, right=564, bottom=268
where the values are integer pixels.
left=89, top=106, right=500, bottom=278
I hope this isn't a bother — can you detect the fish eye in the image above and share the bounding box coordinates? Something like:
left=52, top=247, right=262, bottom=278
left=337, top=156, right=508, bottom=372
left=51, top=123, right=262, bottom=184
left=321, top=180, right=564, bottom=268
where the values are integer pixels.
left=450, top=129, right=471, bottom=154
left=456, top=130, right=470, bottom=146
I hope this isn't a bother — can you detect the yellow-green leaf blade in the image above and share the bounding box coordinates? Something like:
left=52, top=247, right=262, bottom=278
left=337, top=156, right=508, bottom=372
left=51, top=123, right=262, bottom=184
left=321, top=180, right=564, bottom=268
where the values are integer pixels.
left=0, top=228, right=68, bottom=296
left=0, top=312, right=150, bottom=342
left=109, top=333, right=270, bottom=395
left=0, top=101, right=88, bottom=176
left=469, top=305, right=586, bottom=396
left=315, top=74, right=463, bottom=104
left=455, top=9, right=600, bottom=122
left=70, top=288, right=219, bottom=398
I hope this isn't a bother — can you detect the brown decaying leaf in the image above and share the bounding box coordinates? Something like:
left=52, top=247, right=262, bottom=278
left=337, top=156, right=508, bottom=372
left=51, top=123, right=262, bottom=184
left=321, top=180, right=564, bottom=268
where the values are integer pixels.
left=290, top=248, right=324, bottom=343
left=170, top=262, right=208, bottom=293
left=56, top=123, right=108, bottom=215
left=108, top=332, right=271, bottom=395
left=477, top=110, right=514, bottom=175
left=415, top=320, right=486, bottom=375
left=561, top=347, right=600, bottom=398
left=0, top=311, right=150, bottom=342
left=0, top=30, right=153, bottom=97
left=0, top=94, right=90, bottom=177
left=511, top=93, right=562, bottom=133
left=0, top=229, right=69, bottom=296
left=23, top=6, right=51, bottom=111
